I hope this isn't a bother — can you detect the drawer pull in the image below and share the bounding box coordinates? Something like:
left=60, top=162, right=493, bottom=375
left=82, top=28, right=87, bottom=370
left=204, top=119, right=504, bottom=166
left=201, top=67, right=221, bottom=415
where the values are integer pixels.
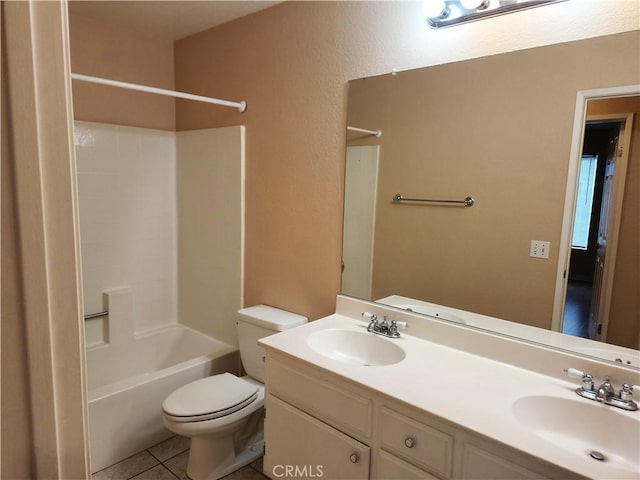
left=350, top=453, right=359, bottom=464
left=404, top=437, right=415, bottom=448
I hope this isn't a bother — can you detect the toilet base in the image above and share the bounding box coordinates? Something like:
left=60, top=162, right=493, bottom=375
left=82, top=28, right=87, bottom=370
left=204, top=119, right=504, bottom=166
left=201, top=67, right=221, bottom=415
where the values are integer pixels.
left=186, top=437, right=264, bottom=480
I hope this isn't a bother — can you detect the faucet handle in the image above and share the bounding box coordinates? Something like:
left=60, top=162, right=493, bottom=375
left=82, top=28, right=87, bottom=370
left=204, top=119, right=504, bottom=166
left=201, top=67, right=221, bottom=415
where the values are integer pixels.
left=565, top=368, right=586, bottom=378
left=565, top=368, right=594, bottom=391
left=391, top=320, right=408, bottom=329
left=620, top=384, right=639, bottom=401
left=362, top=312, right=377, bottom=323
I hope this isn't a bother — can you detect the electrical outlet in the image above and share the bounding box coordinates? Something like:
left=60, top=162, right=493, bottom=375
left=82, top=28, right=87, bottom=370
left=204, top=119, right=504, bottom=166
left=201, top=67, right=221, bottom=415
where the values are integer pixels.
left=530, top=240, right=550, bottom=259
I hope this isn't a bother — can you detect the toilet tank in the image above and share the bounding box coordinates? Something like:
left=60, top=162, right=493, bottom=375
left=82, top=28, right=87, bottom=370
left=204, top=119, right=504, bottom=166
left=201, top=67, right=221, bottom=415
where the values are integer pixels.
left=237, top=305, right=307, bottom=382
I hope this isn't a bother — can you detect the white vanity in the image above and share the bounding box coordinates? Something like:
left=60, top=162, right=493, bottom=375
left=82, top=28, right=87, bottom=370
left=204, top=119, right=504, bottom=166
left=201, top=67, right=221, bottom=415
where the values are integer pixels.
left=259, top=295, right=640, bottom=480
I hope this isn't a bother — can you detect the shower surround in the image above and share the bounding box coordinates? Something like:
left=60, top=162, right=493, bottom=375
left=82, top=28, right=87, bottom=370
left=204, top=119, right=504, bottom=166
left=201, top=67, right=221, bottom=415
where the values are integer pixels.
left=74, top=122, right=245, bottom=470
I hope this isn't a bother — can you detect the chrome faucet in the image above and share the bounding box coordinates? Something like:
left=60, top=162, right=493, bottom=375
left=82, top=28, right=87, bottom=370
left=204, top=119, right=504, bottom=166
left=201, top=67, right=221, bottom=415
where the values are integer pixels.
left=362, top=312, right=406, bottom=338
left=595, top=377, right=615, bottom=403
left=565, top=368, right=638, bottom=411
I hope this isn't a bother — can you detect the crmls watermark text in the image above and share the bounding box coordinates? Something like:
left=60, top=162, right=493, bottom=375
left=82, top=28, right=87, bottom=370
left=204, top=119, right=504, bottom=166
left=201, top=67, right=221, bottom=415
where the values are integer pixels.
left=272, top=464, right=324, bottom=478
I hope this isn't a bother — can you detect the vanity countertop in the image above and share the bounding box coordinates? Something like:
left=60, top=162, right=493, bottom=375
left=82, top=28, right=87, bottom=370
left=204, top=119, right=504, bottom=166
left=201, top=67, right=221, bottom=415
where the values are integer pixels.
left=260, top=309, right=640, bottom=480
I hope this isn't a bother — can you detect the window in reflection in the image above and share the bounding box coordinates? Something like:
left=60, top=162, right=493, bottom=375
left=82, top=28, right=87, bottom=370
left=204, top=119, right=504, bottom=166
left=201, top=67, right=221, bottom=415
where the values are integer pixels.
left=572, top=154, right=598, bottom=250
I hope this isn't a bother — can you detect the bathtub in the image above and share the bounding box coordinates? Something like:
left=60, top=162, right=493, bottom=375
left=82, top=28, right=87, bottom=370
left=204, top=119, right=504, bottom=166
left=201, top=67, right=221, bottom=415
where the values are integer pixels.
left=86, top=323, right=239, bottom=473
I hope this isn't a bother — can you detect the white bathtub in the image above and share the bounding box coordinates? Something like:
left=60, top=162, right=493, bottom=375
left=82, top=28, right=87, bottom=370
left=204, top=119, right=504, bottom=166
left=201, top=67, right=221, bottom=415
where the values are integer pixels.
left=87, top=323, right=239, bottom=473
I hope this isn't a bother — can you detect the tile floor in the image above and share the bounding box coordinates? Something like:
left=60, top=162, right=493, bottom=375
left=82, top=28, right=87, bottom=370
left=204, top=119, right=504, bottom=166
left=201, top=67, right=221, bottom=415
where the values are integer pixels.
left=92, top=435, right=268, bottom=480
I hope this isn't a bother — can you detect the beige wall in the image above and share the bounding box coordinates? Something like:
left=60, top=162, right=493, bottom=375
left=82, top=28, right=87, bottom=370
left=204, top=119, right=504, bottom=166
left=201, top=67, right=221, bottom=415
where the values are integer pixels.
left=346, top=32, right=640, bottom=330
left=69, top=12, right=175, bottom=131
left=587, top=97, right=640, bottom=349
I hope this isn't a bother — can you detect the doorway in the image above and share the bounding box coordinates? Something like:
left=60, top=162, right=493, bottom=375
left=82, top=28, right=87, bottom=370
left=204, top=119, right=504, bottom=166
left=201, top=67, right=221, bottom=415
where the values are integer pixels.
left=554, top=89, right=637, bottom=344
left=562, top=121, right=621, bottom=339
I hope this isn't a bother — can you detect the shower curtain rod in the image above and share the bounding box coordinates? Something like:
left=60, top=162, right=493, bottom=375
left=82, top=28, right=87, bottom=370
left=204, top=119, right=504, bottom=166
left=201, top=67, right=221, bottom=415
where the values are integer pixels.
left=71, top=73, right=247, bottom=112
left=347, top=125, right=382, bottom=137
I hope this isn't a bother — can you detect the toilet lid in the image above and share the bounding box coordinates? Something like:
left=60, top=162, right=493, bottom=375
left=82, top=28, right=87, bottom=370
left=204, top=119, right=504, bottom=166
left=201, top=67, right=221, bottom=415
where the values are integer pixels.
left=162, top=373, right=258, bottom=421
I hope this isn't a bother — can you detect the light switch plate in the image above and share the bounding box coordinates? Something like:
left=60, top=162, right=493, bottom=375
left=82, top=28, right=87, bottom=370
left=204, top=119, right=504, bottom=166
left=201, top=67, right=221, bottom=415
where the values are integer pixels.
left=530, top=240, right=550, bottom=259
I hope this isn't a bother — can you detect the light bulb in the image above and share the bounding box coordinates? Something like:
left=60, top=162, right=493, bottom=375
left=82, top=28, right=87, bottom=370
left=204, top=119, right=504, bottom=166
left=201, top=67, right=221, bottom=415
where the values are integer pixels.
left=460, top=0, right=490, bottom=10
left=422, top=0, right=449, bottom=18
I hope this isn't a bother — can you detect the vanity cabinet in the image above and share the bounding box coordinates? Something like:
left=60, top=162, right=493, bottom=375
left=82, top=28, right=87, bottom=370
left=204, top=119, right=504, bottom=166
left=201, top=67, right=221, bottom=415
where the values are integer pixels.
left=263, top=353, right=579, bottom=480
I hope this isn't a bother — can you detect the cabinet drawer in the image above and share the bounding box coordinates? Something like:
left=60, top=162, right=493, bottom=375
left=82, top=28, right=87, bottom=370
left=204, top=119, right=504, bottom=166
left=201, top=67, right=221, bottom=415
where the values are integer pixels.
left=377, top=450, right=441, bottom=480
left=264, top=394, right=370, bottom=480
left=380, top=407, right=453, bottom=478
left=267, top=356, right=372, bottom=439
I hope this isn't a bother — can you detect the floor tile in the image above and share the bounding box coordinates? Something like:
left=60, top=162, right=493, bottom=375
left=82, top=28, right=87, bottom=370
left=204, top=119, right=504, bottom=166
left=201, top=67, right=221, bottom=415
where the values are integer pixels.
left=163, top=450, right=189, bottom=480
left=131, top=464, right=179, bottom=480
left=224, top=465, right=268, bottom=480
left=92, top=451, right=159, bottom=480
left=148, top=435, right=191, bottom=462
left=249, top=457, right=264, bottom=474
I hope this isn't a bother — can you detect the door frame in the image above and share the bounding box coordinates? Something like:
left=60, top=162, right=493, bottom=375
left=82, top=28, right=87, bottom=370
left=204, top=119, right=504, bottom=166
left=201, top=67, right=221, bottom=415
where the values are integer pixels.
left=551, top=85, right=638, bottom=337
left=2, top=1, right=90, bottom=477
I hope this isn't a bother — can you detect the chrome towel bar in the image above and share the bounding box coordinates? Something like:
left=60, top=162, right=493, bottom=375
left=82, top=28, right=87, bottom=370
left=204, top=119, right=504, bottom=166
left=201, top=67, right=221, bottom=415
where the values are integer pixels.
left=393, top=194, right=475, bottom=207
left=347, top=125, right=382, bottom=137
left=84, top=311, right=108, bottom=320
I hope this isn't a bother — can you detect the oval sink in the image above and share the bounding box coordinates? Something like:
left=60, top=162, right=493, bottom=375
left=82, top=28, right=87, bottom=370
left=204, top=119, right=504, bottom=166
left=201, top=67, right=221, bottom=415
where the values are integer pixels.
left=306, top=329, right=406, bottom=366
left=513, top=396, right=640, bottom=474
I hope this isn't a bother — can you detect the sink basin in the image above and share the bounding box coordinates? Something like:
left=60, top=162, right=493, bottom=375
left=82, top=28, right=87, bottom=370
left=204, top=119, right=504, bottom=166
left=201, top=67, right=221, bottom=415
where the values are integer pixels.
left=513, top=396, right=640, bottom=474
left=306, top=329, right=406, bottom=366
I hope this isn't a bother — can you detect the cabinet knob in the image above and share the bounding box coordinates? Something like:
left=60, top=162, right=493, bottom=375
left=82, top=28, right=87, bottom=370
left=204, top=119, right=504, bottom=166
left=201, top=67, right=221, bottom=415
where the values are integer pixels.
left=404, top=437, right=415, bottom=448
left=349, top=453, right=359, bottom=463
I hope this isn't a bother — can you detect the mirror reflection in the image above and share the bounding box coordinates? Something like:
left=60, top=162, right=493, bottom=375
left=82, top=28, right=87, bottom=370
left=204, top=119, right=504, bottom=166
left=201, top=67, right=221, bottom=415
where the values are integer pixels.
left=342, top=31, right=639, bottom=362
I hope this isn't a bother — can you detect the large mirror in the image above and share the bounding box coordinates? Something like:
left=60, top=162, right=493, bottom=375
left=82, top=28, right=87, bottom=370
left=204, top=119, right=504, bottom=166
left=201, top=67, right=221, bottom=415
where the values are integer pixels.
left=342, top=31, right=640, bottom=367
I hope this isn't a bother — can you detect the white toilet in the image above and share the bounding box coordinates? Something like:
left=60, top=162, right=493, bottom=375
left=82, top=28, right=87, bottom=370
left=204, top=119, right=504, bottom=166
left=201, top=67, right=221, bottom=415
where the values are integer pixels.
left=162, top=305, right=307, bottom=480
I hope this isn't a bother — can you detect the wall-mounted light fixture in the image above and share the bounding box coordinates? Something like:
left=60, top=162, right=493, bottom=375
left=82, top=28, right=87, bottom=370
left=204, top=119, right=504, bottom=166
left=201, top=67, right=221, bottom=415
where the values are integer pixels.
left=423, top=0, right=565, bottom=29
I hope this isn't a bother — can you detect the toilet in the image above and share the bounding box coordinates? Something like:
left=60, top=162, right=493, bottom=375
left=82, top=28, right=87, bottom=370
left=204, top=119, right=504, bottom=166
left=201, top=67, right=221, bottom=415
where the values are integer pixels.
left=162, top=305, right=307, bottom=480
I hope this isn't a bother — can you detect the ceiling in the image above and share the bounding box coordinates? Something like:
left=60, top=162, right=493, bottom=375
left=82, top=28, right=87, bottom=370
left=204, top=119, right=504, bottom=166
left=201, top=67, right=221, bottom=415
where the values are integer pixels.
left=68, top=1, right=282, bottom=41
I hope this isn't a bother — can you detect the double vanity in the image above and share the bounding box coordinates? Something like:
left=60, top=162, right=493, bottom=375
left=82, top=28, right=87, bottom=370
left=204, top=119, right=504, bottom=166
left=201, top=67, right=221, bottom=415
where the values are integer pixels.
left=260, top=295, right=640, bottom=480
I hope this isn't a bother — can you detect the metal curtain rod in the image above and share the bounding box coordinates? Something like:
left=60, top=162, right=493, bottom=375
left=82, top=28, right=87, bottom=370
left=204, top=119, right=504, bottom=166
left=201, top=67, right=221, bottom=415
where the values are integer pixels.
left=347, top=125, right=382, bottom=137
left=393, top=194, right=475, bottom=207
left=71, top=73, right=247, bottom=112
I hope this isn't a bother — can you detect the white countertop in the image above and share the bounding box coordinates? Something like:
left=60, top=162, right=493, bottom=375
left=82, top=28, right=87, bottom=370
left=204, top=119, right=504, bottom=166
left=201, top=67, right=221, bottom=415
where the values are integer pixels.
left=260, top=312, right=640, bottom=480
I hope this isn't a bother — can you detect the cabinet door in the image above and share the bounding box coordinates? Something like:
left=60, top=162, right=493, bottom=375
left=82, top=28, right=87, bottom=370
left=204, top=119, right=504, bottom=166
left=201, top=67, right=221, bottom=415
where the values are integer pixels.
left=377, top=450, right=441, bottom=480
left=461, top=444, right=550, bottom=480
left=264, top=395, right=370, bottom=480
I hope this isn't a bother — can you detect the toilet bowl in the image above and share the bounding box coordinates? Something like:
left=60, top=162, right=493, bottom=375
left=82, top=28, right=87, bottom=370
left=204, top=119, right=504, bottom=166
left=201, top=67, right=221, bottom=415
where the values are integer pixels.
left=161, top=305, right=307, bottom=480
left=162, top=374, right=265, bottom=480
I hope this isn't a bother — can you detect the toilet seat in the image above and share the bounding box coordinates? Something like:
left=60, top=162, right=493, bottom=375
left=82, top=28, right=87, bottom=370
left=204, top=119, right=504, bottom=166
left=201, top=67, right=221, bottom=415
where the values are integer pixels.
left=162, top=373, right=258, bottom=423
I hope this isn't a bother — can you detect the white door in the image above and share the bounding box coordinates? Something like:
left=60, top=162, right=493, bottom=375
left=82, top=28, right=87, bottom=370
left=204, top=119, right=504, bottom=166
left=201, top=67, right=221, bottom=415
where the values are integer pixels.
left=588, top=136, right=617, bottom=340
